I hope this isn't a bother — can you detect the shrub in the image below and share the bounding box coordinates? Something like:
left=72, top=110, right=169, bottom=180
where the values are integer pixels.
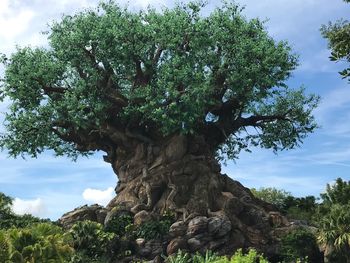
left=251, top=187, right=291, bottom=211
left=69, top=220, right=115, bottom=259
left=135, top=212, right=174, bottom=240
left=317, top=204, right=350, bottom=262
left=104, top=214, right=133, bottom=236
left=280, top=228, right=321, bottom=263
left=166, top=249, right=269, bottom=263
left=0, top=222, right=73, bottom=263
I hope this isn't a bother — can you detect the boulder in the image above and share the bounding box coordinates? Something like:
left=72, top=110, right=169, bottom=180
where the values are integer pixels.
left=169, top=221, right=187, bottom=237
left=187, top=216, right=208, bottom=236
left=134, top=210, right=153, bottom=226
left=58, top=204, right=107, bottom=229
left=208, top=216, right=232, bottom=238
left=167, top=237, right=188, bottom=255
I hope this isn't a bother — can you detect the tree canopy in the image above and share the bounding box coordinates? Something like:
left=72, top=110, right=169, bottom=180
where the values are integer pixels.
left=0, top=1, right=318, bottom=160
left=321, top=0, right=350, bottom=80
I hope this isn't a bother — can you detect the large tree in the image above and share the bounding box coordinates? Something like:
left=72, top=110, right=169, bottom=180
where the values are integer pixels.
left=0, top=1, right=318, bottom=253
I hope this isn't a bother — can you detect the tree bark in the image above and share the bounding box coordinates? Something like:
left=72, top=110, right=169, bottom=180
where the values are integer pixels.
left=104, top=134, right=285, bottom=257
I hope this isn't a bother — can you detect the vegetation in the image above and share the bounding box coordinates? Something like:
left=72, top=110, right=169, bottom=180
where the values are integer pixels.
left=251, top=187, right=291, bottom=210
left=69, top=221, right=115, bottom=259
left=0, top=223, right=73, bottom=263
left=2, top=177, right=350, bottom=262
left=135, top=212, right=175, bottom=240
left=321, top=0, right=350, bottom=80
left=251, top=187, right=318, bottom=222
left=0, top=192, right=50, bottom=229
left=1, top=0, right=350, bottom=262
left=280, top=229, right=322, bottom=263
left=166, top=249, right=269, bottom=263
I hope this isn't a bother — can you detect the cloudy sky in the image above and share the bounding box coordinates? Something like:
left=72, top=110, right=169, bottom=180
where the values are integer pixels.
left=0, top=0, right=349, bottom=220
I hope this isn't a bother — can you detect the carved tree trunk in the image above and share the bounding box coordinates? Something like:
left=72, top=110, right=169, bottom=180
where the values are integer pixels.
left=105, top=134, right=285, bottom=258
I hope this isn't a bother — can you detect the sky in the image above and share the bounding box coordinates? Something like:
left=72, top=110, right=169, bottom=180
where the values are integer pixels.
left=0, top=0, right=349, bottom=220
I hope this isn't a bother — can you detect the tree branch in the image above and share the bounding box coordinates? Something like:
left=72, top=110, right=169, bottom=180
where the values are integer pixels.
left=42, top=86, right=67, bottom=94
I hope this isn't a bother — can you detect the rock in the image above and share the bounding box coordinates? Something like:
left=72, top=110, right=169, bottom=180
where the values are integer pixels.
left=58, top=204, right=107, bottom=229
left=167, top=237, right=188, bottom=255
left=268, top=211, right=288, bottom=227
left=223, top=196, right=244, bottom=216
left=134, top=210, right=153, bottom=226
left=187, top=216, right=208, bottom=236
left=169, top=221, right=187, bottom=237
left=208, top=216, right=232, bottom=238
left=208, top=236, right=229, bottom=250
left=144, top=240, right=164, bottom=259
left=138, top=247, right=152, bottom=257
left=187, top=237, right=202, bottom=251
left=228, top=229, right=246, bottom=249
left=136, top=238, right=146, bottom=247
left=246, top=227, right=266, bottom=246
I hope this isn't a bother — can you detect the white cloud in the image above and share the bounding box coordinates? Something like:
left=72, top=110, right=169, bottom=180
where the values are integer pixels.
left=82, top=187, right=115, bottom=206
left=12, top=197, right=47, bottom=217
left=0, top=1, right=35, bottom=41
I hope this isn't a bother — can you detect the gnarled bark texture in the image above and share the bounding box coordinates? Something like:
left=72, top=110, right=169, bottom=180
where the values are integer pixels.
left=104, top=134, right=286, bottom=258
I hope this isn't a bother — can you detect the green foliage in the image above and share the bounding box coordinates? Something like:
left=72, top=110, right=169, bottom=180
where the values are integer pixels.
left=0, top=222, right=73, bottom=263
left=0, top=193, right=13, bottom=216
left=166, top=249, right=269, bottom=263
left=192, top=251, right=221, bottom=263
left=315, top=178, right=350, bottom=262
left=69, top=220, right=115, bottom=259
left=136, top=219, right=171, bottom=240
left=135, top=212, right=174, bottom=240
left=317, top=204, right=350, bottom=261
left=280, top=229, right=321, bottom=263
left=283, top=196, right=318, bottom=222
left=0, top=192, right=50, bottom=229
left=0, top=213, right=51, bottom=230
left=251, top=187, right=291, bottom=210
left=0, top=1, right=318, bottom=162
left=104, top=214, right=133, bottom=236
left=320, top=178, right=350, bottom=207
left=321, top=3, right=350, bottom=81
left=166, top=250, right=191, bottom=263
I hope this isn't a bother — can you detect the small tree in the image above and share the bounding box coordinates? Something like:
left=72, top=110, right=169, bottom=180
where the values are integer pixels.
left=251, top=187, right=291, bottom=210
left=320, top=178, right=350, bottom=207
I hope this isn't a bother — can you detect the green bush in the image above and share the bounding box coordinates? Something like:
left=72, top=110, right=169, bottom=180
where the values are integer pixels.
left=69, top=220, right=115, bottom=259
left=317, top=204, right=350, bottom=262
left=283, top=196, right=318, bottom=223
left=0, top=222, right=73, bottom=263
left=280, top=229, right=321, bottom=263
left=135, top=212, right=174, bottom=240
left=251, top=187, right=291, bottom=211
left=192, top=251, right=222, bottom=263
left=166, top=249, right=269, bottom=263
left=0, top=192, right=50, bottom=229
left=104, top=214, right=133, bottom=236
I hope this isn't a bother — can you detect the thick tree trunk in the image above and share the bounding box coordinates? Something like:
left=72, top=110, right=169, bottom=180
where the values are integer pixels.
left=106, top=134, right=286, bottom=258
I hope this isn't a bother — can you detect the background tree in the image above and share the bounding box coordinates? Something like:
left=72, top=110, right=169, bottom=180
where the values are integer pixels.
left=321, top=0, right=350, bottom=79
left=0, top=192, right=48, bottom=229
left=0, top=1, right=319, bottom=252
left=250, top=187, right=291, bottom=210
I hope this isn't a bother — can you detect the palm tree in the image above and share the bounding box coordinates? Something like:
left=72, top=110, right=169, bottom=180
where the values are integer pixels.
left=317, top=204, right=350, bottom=262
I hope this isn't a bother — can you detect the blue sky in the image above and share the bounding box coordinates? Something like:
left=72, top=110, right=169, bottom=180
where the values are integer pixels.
left=0, top=0, right=349, bottom=220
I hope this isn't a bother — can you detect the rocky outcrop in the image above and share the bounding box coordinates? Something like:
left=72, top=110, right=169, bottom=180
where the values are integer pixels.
left=58, top=204, right=107, bottom=228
